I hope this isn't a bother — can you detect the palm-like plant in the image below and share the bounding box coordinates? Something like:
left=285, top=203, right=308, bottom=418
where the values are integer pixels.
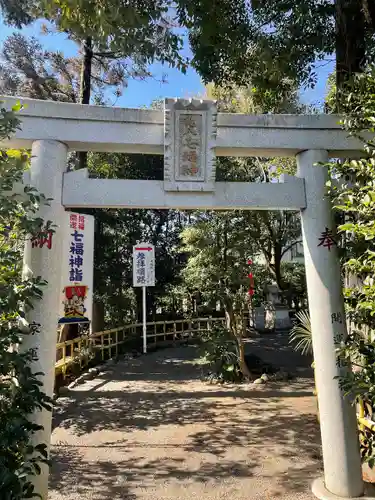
left=289, top=310, right=312, bottom=356
left=290, top=310, right=319, bottom=421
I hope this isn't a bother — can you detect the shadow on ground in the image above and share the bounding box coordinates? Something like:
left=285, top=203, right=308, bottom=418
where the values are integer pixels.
left=50, top=332, right=321, bottom=500
left=50, top=445, right=260, bottom=500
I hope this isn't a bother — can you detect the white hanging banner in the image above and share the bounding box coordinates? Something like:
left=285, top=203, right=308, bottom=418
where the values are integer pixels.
left=133, top=244, right=155, bottom=287
left=58, top=212, right=95, bottom=325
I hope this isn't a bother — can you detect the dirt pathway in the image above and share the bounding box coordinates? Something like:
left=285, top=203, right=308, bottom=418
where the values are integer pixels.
left=50, top=336, right=321, bottom=500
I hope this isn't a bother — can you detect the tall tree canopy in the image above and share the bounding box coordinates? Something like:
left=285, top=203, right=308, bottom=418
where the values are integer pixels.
left=0, top=33, right=81, bottom=101
left=194, top=1, right=375, bottom=98
left=2, top=0, right=374, bottom=103
left=0, top=31, right=190, bottom=329
left=0, top=0, right=252, bottom=92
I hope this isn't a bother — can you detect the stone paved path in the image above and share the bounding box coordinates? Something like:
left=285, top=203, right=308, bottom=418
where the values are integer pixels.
left=50, top=333, right=321, bottom=500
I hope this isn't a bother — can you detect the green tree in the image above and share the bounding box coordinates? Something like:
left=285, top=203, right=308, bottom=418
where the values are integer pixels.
left=0, top=1, right=187, bottom=77
left=0, top=0, right=36, bottom=26
left=205, top=77, right=304, bottom=115
left=243, top=211, right=302, bottom=301
left=87, top=152, right=189, bottom=328
left=181, top=212, right=257, bottom=378
left=0, top=0, right=254, bottom=102
left=39, top=0, right=255, bottom=93
left=195, top=1, right=375, bottom=105
left=331, top=68, right=375, bottom=335
left=328, top=67, right=375, bottom=465
left=0, top=103, right=53, bottom=498
left=0, top=33, right=189, bottom=331
left=207, top=84, right=304, bottom=299
left=3, top=0, right=375, bottom=101
left=0, top=32, right=144, bottom=104
left=0, top=0, right=185, bottom=172
left=0, top=33, right=81, bottom=102
left=280, top=262, right=307, bottom=310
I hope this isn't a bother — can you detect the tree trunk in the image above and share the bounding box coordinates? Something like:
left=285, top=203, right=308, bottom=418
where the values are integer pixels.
left=225, top=307, right=252, bottom=379
left=335, top=0, right=366, bottom=105
left=92, top=300, right=105, bottom=332
left=80, top=37, right=92, bottom=105
left=335, top=0, right=366, bottom=302
left=78, top=37, right=96, bottom=335
left=273, top=241, right=284, bottom=291
left=225, top=308, right=234, bottom=332
left=78, top=36, right=93, bottom=169
left=91, top=213, right=106, bottom=331
left=363, top=0, right=375, bottom=30
left=238, top=339, right=252, bottom=380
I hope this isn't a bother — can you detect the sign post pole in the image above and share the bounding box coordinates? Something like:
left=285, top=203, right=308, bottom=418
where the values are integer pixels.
left=133, top=243, right=155, bottom=355
left=142, top=285, right=147, bottom=354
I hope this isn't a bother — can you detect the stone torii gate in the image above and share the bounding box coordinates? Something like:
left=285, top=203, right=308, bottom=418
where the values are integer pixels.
left=0, top=96, right=367, bottom=499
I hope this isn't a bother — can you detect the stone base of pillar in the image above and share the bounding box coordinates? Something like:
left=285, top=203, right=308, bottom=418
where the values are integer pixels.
left=312, top=477, right=375, bottom=499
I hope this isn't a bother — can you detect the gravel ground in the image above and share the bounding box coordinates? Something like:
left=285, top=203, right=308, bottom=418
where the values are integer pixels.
left=49, top=332, right=321, bottom=500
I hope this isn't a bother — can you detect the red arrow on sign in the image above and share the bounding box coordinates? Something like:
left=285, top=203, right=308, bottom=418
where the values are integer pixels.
left=136, top=247, right=153, bottom=251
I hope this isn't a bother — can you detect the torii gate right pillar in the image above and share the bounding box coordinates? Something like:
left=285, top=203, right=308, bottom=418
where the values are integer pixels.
left=297, top=150, right=363, bottom=498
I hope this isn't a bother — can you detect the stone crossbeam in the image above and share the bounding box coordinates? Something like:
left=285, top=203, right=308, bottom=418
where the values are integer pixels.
left=63, top=169, right=305, bottom=210
left=0, top=95, right=362, bottom=157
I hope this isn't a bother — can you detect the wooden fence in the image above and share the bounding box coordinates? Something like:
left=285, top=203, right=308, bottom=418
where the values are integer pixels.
left=55, top=316, right=226, bottom=380
left=358, top=398, right=375, bottom=432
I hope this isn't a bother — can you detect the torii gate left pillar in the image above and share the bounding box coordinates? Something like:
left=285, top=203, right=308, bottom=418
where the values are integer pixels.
left=22, top=139, right=68, bottom=499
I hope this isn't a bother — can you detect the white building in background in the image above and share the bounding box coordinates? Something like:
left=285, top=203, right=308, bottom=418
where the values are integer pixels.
left=283, top=240, right=304, bottom=263
left=255, top=170, right=305, bottom=266
left=254, top=239, right=304, bottom=267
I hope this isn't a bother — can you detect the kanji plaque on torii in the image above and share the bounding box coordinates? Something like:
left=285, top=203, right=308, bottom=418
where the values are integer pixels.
left=164, top=98, right=217, bottom=191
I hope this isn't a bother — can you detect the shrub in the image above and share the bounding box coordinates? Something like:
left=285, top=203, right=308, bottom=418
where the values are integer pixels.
left=289, top=310, right=312, bottom=356
left=200, top=325, right=243, bottom=382
left=330, top=67, right=375, bottom=467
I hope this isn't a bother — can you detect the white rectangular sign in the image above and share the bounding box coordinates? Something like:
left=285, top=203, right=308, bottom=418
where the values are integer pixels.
left=133, top=243, right=155, bottom=287
left=58, top=212, right=95, bottom=325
